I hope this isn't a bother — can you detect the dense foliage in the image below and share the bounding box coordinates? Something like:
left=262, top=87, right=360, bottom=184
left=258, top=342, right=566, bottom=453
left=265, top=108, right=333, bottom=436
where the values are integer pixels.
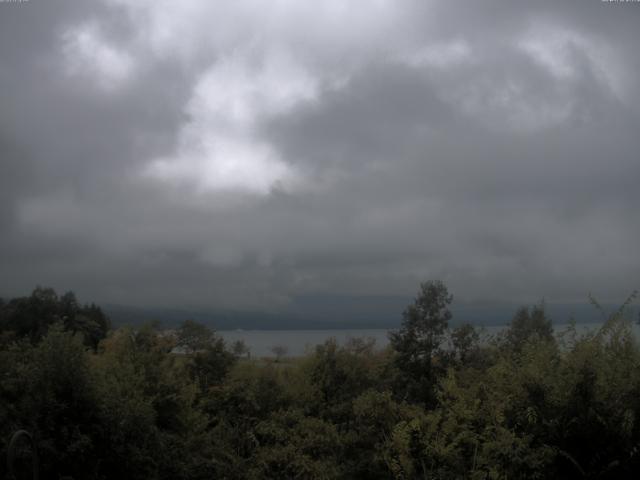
left=1, top=284, right=640, bottom=479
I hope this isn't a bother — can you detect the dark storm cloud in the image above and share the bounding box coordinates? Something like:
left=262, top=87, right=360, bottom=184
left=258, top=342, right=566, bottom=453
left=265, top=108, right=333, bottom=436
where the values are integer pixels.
left=0, top=0, right=638, bottom=309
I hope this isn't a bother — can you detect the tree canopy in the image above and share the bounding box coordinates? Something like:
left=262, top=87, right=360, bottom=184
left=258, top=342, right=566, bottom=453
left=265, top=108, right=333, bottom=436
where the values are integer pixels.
left=2, top=284, right=640, bottom=479
left=389, top=280, right=453, bottom=405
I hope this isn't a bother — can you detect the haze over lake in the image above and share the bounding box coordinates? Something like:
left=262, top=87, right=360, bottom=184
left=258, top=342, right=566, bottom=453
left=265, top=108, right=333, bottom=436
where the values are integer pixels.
left=219, top=322, right=640, bottom=357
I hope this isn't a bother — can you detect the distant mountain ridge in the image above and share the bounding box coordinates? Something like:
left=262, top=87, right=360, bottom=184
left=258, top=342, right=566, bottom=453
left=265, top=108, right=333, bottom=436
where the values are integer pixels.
left=104, top=295, right=633, bottom=330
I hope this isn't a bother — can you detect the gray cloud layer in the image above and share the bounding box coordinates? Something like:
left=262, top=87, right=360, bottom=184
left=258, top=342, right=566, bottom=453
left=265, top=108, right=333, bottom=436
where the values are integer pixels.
left=1, top=0, right=638, bottom=309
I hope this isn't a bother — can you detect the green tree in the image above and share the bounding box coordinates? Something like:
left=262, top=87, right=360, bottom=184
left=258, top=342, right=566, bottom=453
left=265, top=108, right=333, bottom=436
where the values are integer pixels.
left=176, top=319, right=235, bottom=391
left=271, top=344, right=288, bottom=362
left=94, top=323, right=212, bottom=480
left=450, top=323, right=480, bottom=364
left=232, top=339, right=250, bottom=358
left=176, top=319, right=215, bottom=354
left=250, top=409, right=343, bottom=479
left=389, top=280, right=453, bottom=405
left=505, top=303, right=553, bottom=352
left=0, top=286, right=60, bottom=342
left=306, top=338, right=382, bottom=419
left=16, top=324, right=102, bottom=479
left=0, top=287, right=110, bottom=348
left=191, top=337, right=236, bottom=390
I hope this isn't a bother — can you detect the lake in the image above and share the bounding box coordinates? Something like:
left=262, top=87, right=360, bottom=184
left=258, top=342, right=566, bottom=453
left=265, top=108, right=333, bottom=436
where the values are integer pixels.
left=219, top=322, right=640, bottom=357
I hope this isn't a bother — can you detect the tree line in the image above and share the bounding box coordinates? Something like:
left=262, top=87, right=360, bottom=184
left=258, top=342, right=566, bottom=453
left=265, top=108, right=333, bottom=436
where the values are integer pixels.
left=1, top=283, right=639, bottom=479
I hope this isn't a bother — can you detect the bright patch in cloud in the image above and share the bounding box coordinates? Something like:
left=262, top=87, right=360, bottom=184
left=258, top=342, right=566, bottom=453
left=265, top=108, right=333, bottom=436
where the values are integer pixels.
left=143, top=49, right=317, bottom=195
left=146, top=137, right=295, bottom=194
left=104, top=0, right=404, bottom=64
left=403, top=39, right=472, bottom=69
left=62, top=23, right=134, bottom=90
left=189, top=49, right=318, bottom=128
left=518, top=25, right=627, bottom=99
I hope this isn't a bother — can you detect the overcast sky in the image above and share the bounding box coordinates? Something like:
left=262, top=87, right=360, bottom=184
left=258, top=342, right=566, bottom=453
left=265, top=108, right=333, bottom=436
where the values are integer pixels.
left=0, top=0, right=638, bottom=310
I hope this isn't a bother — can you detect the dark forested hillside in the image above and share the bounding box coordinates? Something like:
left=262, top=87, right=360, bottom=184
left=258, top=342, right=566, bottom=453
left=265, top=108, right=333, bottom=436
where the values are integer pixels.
left=102, top=297, right=619, bottom=331
left=1, top=284, right=640, bottom=479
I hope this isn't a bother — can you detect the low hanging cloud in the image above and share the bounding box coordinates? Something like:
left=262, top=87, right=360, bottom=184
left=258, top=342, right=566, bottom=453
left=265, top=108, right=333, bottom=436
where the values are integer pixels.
left=0, top=0, right=638, bottom=311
